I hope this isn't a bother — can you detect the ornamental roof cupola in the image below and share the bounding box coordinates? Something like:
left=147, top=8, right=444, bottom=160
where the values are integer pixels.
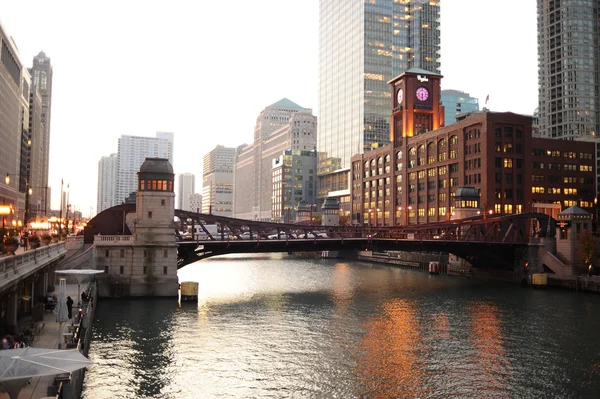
left=137, top=158, right=174, bottom=192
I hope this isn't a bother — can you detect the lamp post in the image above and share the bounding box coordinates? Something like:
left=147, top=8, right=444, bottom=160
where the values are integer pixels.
left=406, top=205, right=413, bottom=225
left=375, top=208, right=380, bottom=227
left=595, top=197, right=598, bottom=234
left=397, top=206, right=402, bottom=225
left=368, top=209, right=373, bottom=228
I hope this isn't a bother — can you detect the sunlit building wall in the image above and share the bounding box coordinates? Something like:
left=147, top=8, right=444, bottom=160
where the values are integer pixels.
left=177, top=173, right=195, bottom=211
left=537, top=0, right=600, bottom=139
left=202, top=145, right=235, bottom=216
left=97, top=154, right=118, bottom=213
left=318, top=0, right=441, bottom=171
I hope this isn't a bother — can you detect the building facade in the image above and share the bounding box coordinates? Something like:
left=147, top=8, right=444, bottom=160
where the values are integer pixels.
left=97, top=154, right=118, bottom=213
left=187, top=193, right=202, bottom=213
left=271, top=150, right=318, bottom=223
left=441, top=90, right=479, bottom=124
left=318, top=0, right=441, bottom=171
left=0, top=23, right=29, bottom=227
left=537, top=0, right=600, bottom=139
left=116, top=132, right=174, bottom=204
left=28, top=51, right=52, bottom=213
left=177, top=173, right=195, bottom=211
left=233, top=99, right=317, bottom=220
left=351, top=70, right=596, bottom=226
left=202, top=145, right=235, bottom=216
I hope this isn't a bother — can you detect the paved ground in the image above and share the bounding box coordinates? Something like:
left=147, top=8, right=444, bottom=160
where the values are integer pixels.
left=0, top=282, right=82, bottom=399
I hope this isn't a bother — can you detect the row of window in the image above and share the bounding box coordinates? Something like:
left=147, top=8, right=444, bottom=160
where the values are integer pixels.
left=532, top=187, right=579, bottom=195
left=104, top=248, right=169, bottom=258
left=532, top=149, right=593, bottom=159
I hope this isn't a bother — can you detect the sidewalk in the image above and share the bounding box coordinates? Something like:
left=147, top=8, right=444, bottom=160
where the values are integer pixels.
left=0, top=283, right=82, bottom=399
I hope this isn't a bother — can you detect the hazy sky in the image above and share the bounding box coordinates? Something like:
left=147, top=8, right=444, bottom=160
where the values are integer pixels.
left=1, top=0, right=537, bottom=216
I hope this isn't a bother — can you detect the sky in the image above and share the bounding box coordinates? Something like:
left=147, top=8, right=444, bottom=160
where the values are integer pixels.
left=0, top=0, right=537, bottom=217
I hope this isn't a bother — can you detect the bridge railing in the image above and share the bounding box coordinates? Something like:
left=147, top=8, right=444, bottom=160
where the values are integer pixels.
left=93, top=235, right=133, bottom=245
left=0, top=243, right=67, bottom=292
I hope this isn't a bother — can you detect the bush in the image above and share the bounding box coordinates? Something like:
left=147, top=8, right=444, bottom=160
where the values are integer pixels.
left=42, top=234, right=52, bottom=244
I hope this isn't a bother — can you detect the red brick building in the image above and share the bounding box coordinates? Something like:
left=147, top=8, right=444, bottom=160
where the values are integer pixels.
left=351, top=69, right=596, bottom=226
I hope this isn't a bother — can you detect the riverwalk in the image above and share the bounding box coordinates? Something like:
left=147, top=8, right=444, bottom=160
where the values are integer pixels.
left=0, top=282, right=82, bottom=399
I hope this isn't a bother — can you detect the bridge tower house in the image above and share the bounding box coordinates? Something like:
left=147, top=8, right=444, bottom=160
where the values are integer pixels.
left=95, top=158, right=179, bottom=297
left=322, top=198, right=340, bottom=226
left=555, top=206, right=593, bottom=271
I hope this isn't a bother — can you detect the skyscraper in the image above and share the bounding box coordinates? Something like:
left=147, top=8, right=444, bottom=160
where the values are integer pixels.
left=29, top=51, right=53, bottom=210
left=203, top=145, right=236, bottom=217
left=97, top=154, right=118, bottom=213
left=318, top=0, right=441, bottom=170
left=441, top=90, right=479, bottom=125
left=177, top=173, right=195, bottom=211
left=116, top=132, right=174, bottom=204
left=537, top=0, right=600, bottom=139
left=233, top=99, right=317, bottom=220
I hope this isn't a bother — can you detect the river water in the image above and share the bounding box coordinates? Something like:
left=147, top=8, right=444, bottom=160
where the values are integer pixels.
left=82, top=254, right=600, bottom=398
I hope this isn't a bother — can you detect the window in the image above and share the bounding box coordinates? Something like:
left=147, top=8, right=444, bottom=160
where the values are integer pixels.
left=143, top=266, right=147, bottom=274
left=120, top=265, right=124, bottom=274
left=104, top=250, right=109, bottom=257
left=120, top=249, right=124, bottom=258
left=161, top=199, right=165, bottom=206
left=104, top=266, right=109, bottom=274
left=164, top=249, right=168, bottom=258
left=503, top=158, right=513, bottom=168
left=163, top=266, right=168, bottom=275
left=148, top=211, right=152, bottom=218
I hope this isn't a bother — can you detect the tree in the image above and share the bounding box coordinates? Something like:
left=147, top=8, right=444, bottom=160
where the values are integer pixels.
left=578, top=229, right=596, bottom=275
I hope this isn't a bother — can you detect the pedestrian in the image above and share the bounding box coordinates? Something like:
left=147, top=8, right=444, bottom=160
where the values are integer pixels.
left=81, top=291, right=87, bottom=302
left=2, top=336, right=9, bottom=349
left=66, top=296, right=74, bottom=319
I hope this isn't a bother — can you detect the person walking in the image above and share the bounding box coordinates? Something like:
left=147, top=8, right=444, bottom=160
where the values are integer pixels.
left=66, top=296, right=74, bottom=319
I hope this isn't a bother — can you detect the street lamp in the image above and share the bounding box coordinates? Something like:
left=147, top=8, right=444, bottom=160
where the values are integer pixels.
left=375, top=208, right=380, bottom=227
left=397, top=206, right=402, bottom=225
left=368, top=209, right=373, bottom=227
left=407, top=205, right=413, bottom=225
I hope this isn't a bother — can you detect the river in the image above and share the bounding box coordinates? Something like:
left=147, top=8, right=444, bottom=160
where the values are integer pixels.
left=82, top=253, right=600, bottom=398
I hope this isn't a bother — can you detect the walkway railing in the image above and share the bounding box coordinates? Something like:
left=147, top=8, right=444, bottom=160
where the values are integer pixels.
left=0, top=243, right=67, bottom=292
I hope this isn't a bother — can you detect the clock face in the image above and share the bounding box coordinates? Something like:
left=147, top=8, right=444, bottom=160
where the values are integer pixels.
left=396, top=88, right=403, bottom=104
left=416, top=87, right=429, bottom=102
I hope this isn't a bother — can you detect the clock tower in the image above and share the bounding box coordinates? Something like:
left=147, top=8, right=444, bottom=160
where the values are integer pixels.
left=389, top=68, right=444, bottom=145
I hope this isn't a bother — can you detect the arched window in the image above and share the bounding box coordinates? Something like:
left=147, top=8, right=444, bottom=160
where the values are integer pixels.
left=397, top=151, right=403, bottom=160
left=450, top=135, right=458, bottom=146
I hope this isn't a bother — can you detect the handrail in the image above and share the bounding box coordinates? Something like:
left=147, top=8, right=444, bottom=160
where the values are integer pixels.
left=0, top=243, right=67, bottom=292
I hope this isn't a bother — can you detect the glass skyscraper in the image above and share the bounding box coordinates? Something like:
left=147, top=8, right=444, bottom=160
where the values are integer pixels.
left=441, top=89, right=479, bottom=124
left=318, top=0, right=440, bottom=170
left=537, top=0, right=600, bottom=139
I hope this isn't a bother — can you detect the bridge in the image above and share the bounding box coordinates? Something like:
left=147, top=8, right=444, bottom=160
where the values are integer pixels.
left=174, top=210, right=555, bottom=270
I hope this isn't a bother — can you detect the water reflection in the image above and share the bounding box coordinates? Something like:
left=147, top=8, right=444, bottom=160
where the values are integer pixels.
left=357, top=299, right=427, bottom=399
left=83, top=254, right=600, bottom=398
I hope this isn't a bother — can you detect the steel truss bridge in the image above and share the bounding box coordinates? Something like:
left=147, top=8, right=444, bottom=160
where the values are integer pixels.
left=175, top=210, right=555, bottom=270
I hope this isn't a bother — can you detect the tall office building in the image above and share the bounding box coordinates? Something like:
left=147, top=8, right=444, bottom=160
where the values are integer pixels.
left=318, top=0, right=441, bottom=170
left=29, top=51, right=53, bottom=211
left=116, top=132, right=174, bottom=204
left=0, top=23, right=28, bottom=225
left=441, top=90, right=479, bottom=125
left=537, top=0, right=600, bottom=139
left=97, top=154, right=118, bottom=213
left=233, top=99, right=317, bottom=220
left=203, top=145, right=236, bottom=217
left=177, top=173, right=195, bottom=211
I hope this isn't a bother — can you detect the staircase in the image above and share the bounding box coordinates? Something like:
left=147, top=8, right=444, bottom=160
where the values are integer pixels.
left=541, top=250, right=572, bottom=277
